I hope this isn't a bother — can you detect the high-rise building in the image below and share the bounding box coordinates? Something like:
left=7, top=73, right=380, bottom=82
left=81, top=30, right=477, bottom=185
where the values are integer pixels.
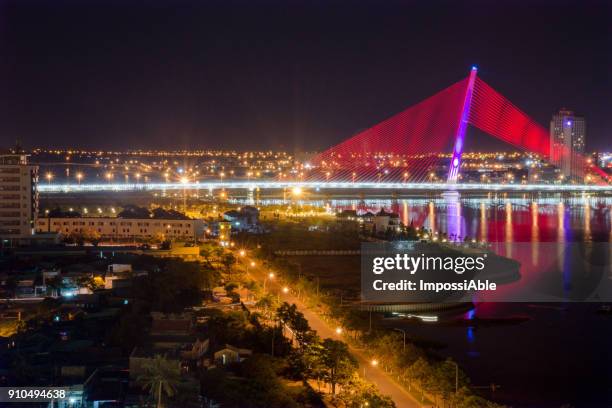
left=0, top=148, right=39, bottom=244
left=550, top=109, right=586, bottom=182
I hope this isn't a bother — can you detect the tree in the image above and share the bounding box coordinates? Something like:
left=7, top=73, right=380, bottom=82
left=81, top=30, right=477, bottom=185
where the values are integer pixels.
left=301, top=341, right=327, bottom=390
left=45, top=275, right=66, bottom=297
left=221, top=253, right=237, bottom=275
left=136, top=259, right=205, bottom=312
left=319, top=338, right=357, bottom=394
left=255, top=293, right=277, bottom=318
left=406, top=357, right=432, bottom=401
left=199, top=246, right=214, bottom=266
left=82, top=228, right=101, bottom=246
left=276, top=302, right=315, bottom=347
left=137, top=354, right=180, bottom=408
left=335, top=374, right=395, bottom=408
left=67, top=231, right=85, bottom=246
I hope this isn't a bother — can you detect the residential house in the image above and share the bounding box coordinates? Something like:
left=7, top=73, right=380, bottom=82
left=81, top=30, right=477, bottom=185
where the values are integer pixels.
left=214, top=344, right=252, bottom=365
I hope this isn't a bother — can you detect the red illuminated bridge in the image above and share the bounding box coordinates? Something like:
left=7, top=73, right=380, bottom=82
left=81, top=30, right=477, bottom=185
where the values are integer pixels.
left=41, top=68, right=611, bottom=194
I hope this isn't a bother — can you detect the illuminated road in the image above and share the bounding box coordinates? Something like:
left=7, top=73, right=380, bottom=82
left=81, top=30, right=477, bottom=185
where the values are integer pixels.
left=39, top=181, right=612, bottom=193
left=238, top=254, right=424, bottom=408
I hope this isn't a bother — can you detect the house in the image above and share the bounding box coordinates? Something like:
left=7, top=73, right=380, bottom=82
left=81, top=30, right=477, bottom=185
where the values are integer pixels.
left=223, top=206, right=260, bottom=232
left=214, top=344, right=252, bottom=365
left=360, top=211, right=375, bottom=223
left=105, top=264, right=133, bottom=289
left=107, top=264, right=132, bottom=274
left=150, top=312, right=192, bottom=335
left=62, top=293, right=103, bottom=310
left=373, top=209, right=401, bottom=234
left=82, top=366, right=130, bottom=408
left=15, top=279, right=36, bottom=298
left=181, top=338, right=210, bottom=361
left=150, top=312, right=194, bottom=349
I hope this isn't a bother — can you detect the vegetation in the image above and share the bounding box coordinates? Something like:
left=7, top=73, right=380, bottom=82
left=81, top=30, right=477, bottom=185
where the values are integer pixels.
left=243, top=219, right=505, bottom=407
left=137, top=354, right=181, bottom=408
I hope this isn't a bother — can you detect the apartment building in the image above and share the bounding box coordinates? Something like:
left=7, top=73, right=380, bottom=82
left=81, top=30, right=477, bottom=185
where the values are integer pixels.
left=0, top=151, right=39, bottom=244
left=36, top=216, right=204, bottom=241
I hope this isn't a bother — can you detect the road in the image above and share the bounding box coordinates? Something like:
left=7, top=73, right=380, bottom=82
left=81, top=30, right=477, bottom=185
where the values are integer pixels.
left=239, top=254, right=424, bottom=408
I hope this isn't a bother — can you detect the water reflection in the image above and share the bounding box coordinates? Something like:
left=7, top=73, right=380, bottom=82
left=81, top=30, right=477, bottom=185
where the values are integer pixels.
left=239, top=195, right=612, bottom=243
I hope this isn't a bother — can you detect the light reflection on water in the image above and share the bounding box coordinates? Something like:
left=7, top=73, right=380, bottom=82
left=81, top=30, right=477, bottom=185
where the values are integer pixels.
left=234, top=195, right=612, bottom=243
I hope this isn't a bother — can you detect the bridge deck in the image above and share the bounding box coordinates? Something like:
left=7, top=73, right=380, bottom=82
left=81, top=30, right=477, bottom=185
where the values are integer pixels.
left=38, top=181, right=612, bottom=193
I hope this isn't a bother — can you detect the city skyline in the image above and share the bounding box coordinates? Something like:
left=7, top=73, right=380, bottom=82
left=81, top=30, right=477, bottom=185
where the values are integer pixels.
left=0, top=0, right=610, bottom=151
left=1, top=3, right=612, bottom=407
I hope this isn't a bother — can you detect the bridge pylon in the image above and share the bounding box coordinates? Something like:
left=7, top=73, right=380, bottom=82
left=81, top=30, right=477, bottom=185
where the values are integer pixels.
left=447, top=66, right=478, bottom=184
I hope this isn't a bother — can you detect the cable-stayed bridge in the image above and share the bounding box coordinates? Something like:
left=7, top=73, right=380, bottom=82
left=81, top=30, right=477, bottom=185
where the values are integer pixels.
left=41, top=68, right=610, bottom=194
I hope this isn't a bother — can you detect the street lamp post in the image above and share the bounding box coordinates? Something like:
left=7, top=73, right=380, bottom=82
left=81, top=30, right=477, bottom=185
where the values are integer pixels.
left=263, top=272, right=274, bottom=292
left=180, top=177, right=189, bottom=211
left=393, top=328, right=406, bottom=351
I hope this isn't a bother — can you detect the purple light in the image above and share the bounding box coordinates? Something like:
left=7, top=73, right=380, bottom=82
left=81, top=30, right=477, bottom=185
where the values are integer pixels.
left=566, top=120, right=572, bottom=126
left=455, top=138, right=463, bottom=152
left=447, top=67, right=477, bottom=183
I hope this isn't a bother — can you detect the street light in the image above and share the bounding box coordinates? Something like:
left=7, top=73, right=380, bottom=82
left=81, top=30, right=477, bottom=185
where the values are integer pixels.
left=364, top=359, right=379, bottom=378
left=46, top=172, right=53, bottom=184
left=239, top=249, right=246, bottom=257
left=335, top=327, right=343, bottom=335
left=282, top=286, right=289, bottom=294
left=393, top=328, right=407, bottom=351
left=291, top=186, right=302, bottom=197
left=76, top=172, right=83, bottom=185
left=263, top=272, right=274, bottom=291
left=180, top=176, right=189, bottom=211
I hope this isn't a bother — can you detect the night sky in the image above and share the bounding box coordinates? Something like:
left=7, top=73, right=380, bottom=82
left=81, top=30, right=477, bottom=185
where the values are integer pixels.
left=0, top=0, right=610, bottom=152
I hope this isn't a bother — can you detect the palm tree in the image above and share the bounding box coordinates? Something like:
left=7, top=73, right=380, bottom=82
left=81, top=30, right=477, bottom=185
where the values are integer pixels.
left=137, top=354, right=180, bottom=408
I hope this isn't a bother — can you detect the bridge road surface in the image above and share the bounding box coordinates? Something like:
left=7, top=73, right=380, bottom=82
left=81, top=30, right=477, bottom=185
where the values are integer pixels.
left=241, top=256, right=424, bottom=408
